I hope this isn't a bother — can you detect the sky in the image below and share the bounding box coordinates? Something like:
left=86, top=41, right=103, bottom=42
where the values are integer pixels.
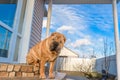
left=42, top=3, right=120, bottom=58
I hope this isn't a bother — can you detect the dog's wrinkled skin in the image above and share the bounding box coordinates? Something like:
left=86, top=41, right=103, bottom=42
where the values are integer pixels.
left=26, top=32, right=66, bottom=79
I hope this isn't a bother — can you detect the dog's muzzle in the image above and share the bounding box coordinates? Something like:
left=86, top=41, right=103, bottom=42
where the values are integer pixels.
left=50, top=42, right=61, bottom=53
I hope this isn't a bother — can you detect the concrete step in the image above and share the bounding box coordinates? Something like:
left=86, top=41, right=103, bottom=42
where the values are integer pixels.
left=0, top=72, right=66, bottom=80
left=0, top=63, right=66, bottom=80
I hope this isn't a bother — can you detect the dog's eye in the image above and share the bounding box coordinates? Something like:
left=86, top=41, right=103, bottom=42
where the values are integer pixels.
left=60, top=41, right=62, bottom=43
left=53, top=37, right=57, bottom=40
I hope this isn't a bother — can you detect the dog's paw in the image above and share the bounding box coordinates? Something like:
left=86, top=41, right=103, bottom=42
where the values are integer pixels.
left=39, top=74, right=46, bottom=79
left=34, top=63, right=39, bottom=67
left=49, top=73, right=55, bottom=79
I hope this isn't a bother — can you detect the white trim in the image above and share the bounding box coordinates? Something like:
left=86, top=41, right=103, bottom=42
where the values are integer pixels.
left=8, top=0, right=23, bottom=63
left=17, top=33, right=22, bottom=37
left=18, top=0, right=35, bottom=63
left=0, top=21, right=13, bottom=32
left=0, top=57, right=10, bottom=62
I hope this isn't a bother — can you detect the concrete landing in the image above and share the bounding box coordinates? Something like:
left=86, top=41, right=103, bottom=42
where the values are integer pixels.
left=55, top=72, right=66, bottom=79
left=46, top=72, right=66, bottom=80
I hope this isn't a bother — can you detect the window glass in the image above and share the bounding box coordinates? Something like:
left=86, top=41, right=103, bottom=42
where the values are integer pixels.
left=0, top=26, right=12, bottom=57
left=0, top=3, right=17, bottom=27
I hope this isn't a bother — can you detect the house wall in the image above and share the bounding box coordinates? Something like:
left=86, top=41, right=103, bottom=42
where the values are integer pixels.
left=19, top=0, right=45, bottom=63
left=59, top=47, right=79, bottom=57
left=29, top=0, right=45, bottom=48
left=55, top=55, right=117, bottom=76
left=56, top=57, right=96, bottom=72
left=95, top=55, right=117, bottom=75
left=19, top=0, right=35, bottom=63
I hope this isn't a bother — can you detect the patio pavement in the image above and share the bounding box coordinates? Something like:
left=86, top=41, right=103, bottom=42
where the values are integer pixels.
left=65, top=75, right=89, bottom=80
left=0, top=72, right=89, bottom=80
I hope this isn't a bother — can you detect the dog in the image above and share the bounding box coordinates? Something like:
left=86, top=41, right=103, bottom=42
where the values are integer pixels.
left=26, top=32, right=66, bottom=79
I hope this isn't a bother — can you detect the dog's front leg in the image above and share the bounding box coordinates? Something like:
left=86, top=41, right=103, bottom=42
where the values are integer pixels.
left=40, top=60, right=46, bottom=79
left=49, top=61, right=55, bottom=79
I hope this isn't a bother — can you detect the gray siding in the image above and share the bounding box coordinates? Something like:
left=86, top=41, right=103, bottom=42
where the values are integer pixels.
left=29, top=0, right=45, bottom=48
left=95, top=55, right=117, bottom=75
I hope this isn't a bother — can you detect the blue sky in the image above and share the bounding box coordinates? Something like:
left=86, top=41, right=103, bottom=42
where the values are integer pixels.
left=42, top=3, right=120, bottom=58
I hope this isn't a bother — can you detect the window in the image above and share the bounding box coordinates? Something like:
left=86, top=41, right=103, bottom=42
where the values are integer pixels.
left=0, top=0, right=17, bottom=58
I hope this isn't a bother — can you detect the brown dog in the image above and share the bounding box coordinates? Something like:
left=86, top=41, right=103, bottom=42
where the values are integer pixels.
left=26, top=32, right=66, bottom=79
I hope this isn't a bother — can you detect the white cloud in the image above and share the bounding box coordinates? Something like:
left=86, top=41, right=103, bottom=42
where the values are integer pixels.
left=42, top=19, right=47, bottom=28
left=70, top=39, right=92, bottom=48
left=57, top=25, right=76, bottom=34
left=52, top=5, right=88, bottom=31
left=42, top=18, right=54, bottom=29
left=57, top=25, right=74, bottom=31
left=98, top=38, right=103, bottom=42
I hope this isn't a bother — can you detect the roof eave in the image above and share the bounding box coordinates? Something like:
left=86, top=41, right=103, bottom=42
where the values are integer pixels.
left=0, top=0, right=17, bottom=4
left=45, top=0, right=120, bottom=4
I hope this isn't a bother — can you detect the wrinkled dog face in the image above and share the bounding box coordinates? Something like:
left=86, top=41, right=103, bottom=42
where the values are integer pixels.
left=49, top=32, right=66, bottom=53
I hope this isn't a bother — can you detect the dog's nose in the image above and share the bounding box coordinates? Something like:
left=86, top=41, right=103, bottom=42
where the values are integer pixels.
left=53, top=42, right=59, bottom=47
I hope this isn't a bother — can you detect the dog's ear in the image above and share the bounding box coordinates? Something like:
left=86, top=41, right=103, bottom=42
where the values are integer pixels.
left=63, top=35, right=66, bottom=43
left=51, top=32, right=57, bottom=36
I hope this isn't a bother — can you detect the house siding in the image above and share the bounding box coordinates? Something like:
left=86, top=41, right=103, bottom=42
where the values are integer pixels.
left=55, top=57, right=95, bottom=71
left=59, top=47, right=79, bottom=57
left=95, top=55, right=117, bottom=75
left=29, top=0, right=45, bottom=48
